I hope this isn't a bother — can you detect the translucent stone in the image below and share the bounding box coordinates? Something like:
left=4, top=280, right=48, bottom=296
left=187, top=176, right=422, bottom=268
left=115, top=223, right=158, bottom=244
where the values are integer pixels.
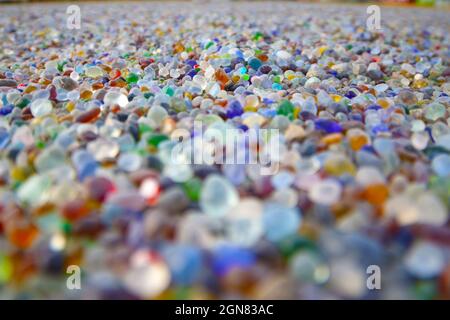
left=329, top=259, right=366, bottom=298
left=123, top=249, right=170, bottom=298
left=411, top=131, right=429, bottom=150
left=270, top=170, right=295, bottom=190
left=416, top=192, right=447, bottom=226
left=225, top=198, right=264, bottom=247
left=276, top=50, right=291, bottom=60
left=386, top=192, right=447, bottom=226
left=431, top=154, right=450, bottom=177
left=162, top=245, right=202, bottom=285
left=30, top=98, right=52, bottom=117
left=424, top=103, right=445, bottom=121
left=117, top=153, right=142, bottom=172
left=404, top=242, right=445, bottom=279
left=35, top=146, right=66, bottom=172
left=270, top=188, right=298, bottom=208
left=263, top=202, right=301, bottom=242
left=410, top=119, right=426, bottom=132
left=104, top=91, right=129, bottom=108
left=290, top=250, right=329, bottom=284
left=355, top=166, right=385, bottom=186
left=85, top=66, right=104, bottom=78
left=200, top=174, right=239, bottom=217
left=309, top=179, right=342, bottom=205
left=304, top=77, right=321, bottom=90
left=87, top=139, right=120, bottom=162
left=17, top=174, right=52, bottom=206
left=147, top=105, right=168, bottom=128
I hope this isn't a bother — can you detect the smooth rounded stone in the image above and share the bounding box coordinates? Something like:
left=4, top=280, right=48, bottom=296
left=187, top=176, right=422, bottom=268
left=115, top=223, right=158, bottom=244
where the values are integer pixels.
left=164, top=163, right=193, bottom=183
left=304, top=77, right=321, bottom=90
left=276, top=50, right=292, bottom=60
left=404, top=242, right=445, bottom=279
left=328, top=259, right=366, bottom=298
left=263, top=202, right=301, bottom=242
left=309, top=179, right=342, bottom=206
left=17, top=174, right=52, bottom=206
left=85, top=66, right=104, bottom=78
left=34, top=146, right=66, bottom=172
left=355, top=166, right=385, bottom=186
left=53, top=76, right=78, bottom=91
left=87, top=139, right=120, bottom=162
left=147, top=105, right=168, bottom=128
left=103, top=91, right=129, bottom=108
left=0, top=79, right=18, bottom=87
left=225, top=198, right=264, bottom=247
left=30, top=99, right=53, bottom=117
left=424, top=103, right=446, bottom=121
left=385, top=192, right=447, bottom=226
left=200, top=174, right=239, bottom=217
left=435, top=133, right=450, bottom=150
left=117, top=152, right=142, bottom=172
left=411, top=131, right=429, bottom=150
left=415, top=192, right=447, bottom=226
left=123, top=249, right=171, bottom=298
left=270, top=170, right=295, bottom=190
left=290, top=250, right=329, bottom=284
left=71, top=149, right=98, bottom=180
left=157, top=186, right=189, bottom=213
left=270, top=188, right=298, bottom=208
left=398, top=89, right=417, bottom=105
left=431, top=154, right=450, bottom=177
left=410, top=120, right=426, bottom=132
left=162, top=245, right=202, bottom=285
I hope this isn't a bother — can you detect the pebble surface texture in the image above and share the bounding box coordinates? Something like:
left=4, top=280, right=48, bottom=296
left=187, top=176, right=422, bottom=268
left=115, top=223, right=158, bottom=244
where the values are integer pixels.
left=0, top=2, right=449, bottom=299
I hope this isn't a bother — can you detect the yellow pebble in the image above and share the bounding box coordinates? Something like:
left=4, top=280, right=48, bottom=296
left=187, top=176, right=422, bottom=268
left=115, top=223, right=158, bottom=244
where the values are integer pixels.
left=66, top=101, right=75, bottom=112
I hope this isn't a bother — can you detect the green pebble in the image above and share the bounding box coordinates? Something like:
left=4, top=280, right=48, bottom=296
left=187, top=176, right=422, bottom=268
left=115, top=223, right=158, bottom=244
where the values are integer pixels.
left=16, top=97, right=30, bottom=109
left=241, top=74, right=250, bottom=81
left=183, top=178, right=202, bottom=202
left=147, top=133, right=169, bottom=147
left=164, top=86, right=175, bottom=97
left=144, top=92, right=154, bottom=99
left=36, top=140, right=45, bottom=149
left=277, top=99, right=294, bottom=117
left=126, top=72, right=139, bottom=84
left=139, top=123, right=153, bottom=135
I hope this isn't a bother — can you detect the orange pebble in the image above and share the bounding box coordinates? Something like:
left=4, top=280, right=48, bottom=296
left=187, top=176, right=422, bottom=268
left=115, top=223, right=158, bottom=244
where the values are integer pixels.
left=349, top=134, right=369, bottom=151
left=7, top=223, right=39, bottom=249
left=321, top=133, right=343, bottom=145
left=80, top=90, right=93, bottom=100
left=363, top=184, right=389, bottom=206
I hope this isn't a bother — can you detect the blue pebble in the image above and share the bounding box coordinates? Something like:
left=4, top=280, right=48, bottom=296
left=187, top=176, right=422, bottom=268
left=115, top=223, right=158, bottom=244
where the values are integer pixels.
left=212, top=245, right=255, bottom=276
left=314, top=119, right=343, bottom=133
left=263, top=203, right=301, bottom=242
